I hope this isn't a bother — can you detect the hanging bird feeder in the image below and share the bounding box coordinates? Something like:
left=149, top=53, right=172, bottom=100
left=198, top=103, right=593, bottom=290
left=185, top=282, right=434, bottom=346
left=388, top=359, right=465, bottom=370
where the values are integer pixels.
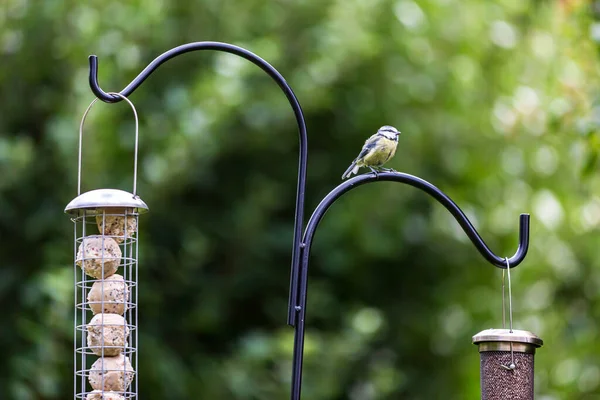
left=473, top=329, right=543, bottom=400
left=66, top=93, right=148, bottom=400
left=472, top=259, right=543, bottom=400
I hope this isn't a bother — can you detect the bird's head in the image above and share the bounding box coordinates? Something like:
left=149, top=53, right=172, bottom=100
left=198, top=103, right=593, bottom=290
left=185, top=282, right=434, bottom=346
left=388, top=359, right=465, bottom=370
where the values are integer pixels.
left=378, top=125, right=401, bottom=141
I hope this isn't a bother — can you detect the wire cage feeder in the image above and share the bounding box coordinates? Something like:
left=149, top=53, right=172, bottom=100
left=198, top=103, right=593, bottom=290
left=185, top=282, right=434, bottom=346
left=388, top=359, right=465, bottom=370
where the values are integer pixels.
left=65, top=94, right=148, bottom=400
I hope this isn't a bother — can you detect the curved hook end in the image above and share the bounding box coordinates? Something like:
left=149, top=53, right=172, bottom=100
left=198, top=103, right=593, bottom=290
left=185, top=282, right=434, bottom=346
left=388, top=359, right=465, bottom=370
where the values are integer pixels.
left=518, top=214, right=530, bottom=248
left=88, top=55, right=121, bottom=103
left=503, top=213, right=530, bottom=268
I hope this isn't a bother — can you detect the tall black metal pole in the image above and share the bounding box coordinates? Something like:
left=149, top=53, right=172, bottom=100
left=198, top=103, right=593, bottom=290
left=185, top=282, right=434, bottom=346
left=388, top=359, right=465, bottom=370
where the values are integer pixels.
left=289, top=172, right=530, bottom=400
left=87, top=42, right=307, bottom=327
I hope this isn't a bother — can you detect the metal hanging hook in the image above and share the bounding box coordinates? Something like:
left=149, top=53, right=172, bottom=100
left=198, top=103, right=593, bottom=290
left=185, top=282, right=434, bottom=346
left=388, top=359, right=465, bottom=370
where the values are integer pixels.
left=290, top=172, right=531, bottom=399
left=78, top=92, right=140, bottom=196
left=298, top=173, right=529, bottom=270
left=88, top=42, right=309, bottom=327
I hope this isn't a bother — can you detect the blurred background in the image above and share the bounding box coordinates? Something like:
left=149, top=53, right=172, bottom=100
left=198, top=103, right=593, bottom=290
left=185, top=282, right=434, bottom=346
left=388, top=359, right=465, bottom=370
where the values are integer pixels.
left=1, top=0, right=600, bottom=398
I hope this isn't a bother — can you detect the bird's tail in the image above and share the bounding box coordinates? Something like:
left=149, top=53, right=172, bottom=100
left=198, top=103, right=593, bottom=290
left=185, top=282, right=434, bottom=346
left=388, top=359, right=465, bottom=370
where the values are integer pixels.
left=341, top=161, right=359, bottom=180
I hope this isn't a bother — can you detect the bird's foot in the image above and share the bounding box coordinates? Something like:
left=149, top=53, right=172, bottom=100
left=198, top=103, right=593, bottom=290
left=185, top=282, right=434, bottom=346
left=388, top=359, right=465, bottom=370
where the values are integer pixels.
left=368, top=167, right=379, bottom=178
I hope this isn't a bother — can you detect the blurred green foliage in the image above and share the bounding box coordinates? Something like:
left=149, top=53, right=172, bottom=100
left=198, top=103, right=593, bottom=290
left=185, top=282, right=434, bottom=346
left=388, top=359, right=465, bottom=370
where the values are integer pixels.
left=1, top=0, right=600, bottom=398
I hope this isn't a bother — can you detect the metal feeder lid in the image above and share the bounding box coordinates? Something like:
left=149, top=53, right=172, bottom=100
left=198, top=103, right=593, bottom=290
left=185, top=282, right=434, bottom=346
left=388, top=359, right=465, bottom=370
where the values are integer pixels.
left=473, top=329, right=543, bottom=347
left=65, top=189, right=149, bottom=214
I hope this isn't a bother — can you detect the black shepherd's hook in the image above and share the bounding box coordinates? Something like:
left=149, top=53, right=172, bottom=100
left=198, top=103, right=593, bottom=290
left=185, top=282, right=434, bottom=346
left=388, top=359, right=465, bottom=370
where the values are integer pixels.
left=87, top=42, right=532, bottom=400
left=288, top=171, right=530, bottom=400
left=88, top=42, right=307, bottom=327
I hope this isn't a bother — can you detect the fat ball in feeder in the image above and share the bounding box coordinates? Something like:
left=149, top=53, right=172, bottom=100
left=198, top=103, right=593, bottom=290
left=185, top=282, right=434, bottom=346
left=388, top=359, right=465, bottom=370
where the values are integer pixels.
left=87, top=274, right=130, bottom=315
left=87, top=313, right=130, bottom=357
left=89, top=353, right=135, bottom=392
left=76, top=235, right=122, bottom=279
left=96, top=207, right=138, bottom=243
left=86, top=390, right=126, bottom=400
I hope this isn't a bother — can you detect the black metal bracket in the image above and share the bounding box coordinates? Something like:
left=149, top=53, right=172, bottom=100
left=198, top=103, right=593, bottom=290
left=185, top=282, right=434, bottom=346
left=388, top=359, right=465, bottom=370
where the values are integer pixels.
left=87, top=42, right=307, bottom=327
left=288, top=171, right=530, bottom=400
left=85, top=43, right=532, bottom=400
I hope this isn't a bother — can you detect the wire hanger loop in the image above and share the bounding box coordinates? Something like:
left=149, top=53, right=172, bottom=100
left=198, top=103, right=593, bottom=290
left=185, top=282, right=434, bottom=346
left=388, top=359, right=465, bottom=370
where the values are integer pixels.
left=77, top=92, right=139, bottom=196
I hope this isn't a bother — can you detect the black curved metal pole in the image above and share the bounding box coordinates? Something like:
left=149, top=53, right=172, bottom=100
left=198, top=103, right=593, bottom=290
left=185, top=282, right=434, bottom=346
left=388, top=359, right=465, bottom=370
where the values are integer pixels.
left=290, top=171, right=530, bottom=400
left=88, top=42, right=306, bottom=326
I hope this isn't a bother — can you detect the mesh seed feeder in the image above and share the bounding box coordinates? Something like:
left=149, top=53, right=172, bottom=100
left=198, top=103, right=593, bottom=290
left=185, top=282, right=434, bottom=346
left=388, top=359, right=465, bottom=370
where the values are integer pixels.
left=472, top=264, right=543, bottom=400
left=66, top=93, right=148, bottom=399
left=473, top=329, right=543, bottom=400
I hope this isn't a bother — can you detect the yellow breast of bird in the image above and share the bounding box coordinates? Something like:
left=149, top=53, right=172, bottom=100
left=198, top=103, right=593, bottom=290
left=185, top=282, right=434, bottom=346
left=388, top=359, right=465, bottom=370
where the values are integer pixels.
left=363, top=138, right=397, bottom=166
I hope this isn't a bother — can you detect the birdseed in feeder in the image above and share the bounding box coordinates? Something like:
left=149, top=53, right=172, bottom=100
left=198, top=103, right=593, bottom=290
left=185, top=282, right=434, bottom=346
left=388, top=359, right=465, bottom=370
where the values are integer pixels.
left=89, top=354, right=135, bottom=392
left=87, top=314, right=130, bottom=357
left=96, top=208, right=137, bottom=243
left=76, top=236, right=122, bottom=279
left=88, top=274, right=129, bottom=315
left=86, top=390, right=125, bottom=400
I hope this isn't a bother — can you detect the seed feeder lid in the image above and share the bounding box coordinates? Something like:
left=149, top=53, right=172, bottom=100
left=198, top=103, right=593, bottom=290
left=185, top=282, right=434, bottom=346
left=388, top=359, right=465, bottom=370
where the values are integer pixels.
left=65, top=188, right=149, bottom=214
left=473, top=328, right=543, bottom=354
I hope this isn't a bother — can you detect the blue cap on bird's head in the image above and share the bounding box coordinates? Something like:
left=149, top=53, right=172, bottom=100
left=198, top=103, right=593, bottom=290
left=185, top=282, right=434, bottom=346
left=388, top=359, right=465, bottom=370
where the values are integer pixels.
left=378, top=125, right=401, bottom=139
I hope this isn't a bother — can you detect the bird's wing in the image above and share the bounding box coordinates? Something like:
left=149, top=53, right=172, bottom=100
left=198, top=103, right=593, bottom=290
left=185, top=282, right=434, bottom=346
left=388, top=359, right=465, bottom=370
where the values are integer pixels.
left=355, top=134, right=381, bottom=161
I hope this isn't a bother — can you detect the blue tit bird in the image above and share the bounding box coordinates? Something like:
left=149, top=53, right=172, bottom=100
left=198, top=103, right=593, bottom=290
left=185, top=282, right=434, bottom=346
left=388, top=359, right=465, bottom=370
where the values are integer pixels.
left=341, top=125, right=401, bottom=180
